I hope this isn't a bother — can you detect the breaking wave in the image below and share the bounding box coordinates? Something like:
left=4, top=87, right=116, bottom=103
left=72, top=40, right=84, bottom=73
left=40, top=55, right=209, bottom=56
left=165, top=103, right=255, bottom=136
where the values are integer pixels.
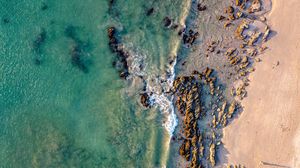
left=146, top=57, right=178, bottom=135
left=122, top=0, right=191, bottom=137
left=123, top=45, right=178, bottom=135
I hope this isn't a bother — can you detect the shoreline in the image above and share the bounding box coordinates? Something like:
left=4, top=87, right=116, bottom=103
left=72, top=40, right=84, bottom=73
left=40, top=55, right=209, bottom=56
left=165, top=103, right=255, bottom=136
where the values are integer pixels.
left=222, top=0, right=300, bottom=167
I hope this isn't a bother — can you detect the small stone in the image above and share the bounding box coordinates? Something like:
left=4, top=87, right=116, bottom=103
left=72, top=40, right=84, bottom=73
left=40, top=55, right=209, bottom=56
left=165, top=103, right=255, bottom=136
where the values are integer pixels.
left=217, top=15, right=226, bottom=21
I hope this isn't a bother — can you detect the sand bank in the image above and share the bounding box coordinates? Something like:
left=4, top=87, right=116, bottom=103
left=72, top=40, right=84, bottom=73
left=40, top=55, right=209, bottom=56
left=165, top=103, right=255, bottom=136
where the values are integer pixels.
left=222, top=0, right=300, bottom=167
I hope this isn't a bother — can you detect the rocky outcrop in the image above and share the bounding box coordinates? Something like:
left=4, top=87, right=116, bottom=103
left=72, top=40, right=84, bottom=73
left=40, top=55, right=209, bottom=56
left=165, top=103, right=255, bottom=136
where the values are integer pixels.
left=107, top=27, right=130, bottom=79
left=140, top=93, right=151, bottom=108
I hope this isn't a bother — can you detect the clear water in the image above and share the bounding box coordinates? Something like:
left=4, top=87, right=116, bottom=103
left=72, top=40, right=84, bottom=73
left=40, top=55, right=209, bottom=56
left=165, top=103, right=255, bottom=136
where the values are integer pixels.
left=0, top=0, right=189, bottom=167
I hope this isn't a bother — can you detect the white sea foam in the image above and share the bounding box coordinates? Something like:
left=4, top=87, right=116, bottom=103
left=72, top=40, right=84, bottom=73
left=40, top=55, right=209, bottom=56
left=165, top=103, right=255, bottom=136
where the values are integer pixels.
left=122, top=0, right=192, bottom=136
left=146, top=56, right=178, bottom=136
left=123, top=44, right=178, bottom=136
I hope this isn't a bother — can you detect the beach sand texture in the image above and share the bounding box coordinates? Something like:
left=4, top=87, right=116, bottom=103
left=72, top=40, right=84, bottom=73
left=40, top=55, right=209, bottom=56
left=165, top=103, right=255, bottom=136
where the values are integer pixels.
left=223, top=0, right=300, bottom=167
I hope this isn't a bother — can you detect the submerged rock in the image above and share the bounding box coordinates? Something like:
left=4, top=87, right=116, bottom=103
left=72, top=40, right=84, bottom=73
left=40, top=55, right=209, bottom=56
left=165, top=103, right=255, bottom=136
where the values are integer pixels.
left=107, top=26, right=130, bottom=79
left=41, top=3, right=48, bottom=10
left=163, top=17, right=172, bottom=27
left=146, top=8, right=154, bottom=16
left=2, top=18, right=9, bottom=24
left=33, top=28, right=47, bottom=54
left=70, top=44, right=90, bottom=73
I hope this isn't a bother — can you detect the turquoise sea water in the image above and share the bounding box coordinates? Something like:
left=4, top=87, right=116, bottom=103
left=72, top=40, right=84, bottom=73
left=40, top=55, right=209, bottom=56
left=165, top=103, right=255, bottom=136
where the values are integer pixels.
left=0, top=0, right=190, bottom=167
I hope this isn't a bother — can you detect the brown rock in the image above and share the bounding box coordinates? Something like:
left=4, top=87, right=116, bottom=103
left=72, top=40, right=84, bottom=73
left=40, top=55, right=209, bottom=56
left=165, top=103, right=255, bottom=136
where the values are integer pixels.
left=140, top=93, right=151, bottom=108
left=248, top=0, right=261, bottom=13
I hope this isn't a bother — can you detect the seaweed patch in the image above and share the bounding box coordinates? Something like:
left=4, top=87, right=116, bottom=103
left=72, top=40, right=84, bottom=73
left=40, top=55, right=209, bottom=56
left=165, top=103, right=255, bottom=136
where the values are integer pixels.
left=32, top=28, right=47, bottom=65
left=107, top=26, right=130, bottom=79
left=33, top=28, right=47, bottom=54
left=2, top=17, right=9, bottom=24
left=65, top=25, right=93, bottom=73
left=41, top=2, right=49, bottom=11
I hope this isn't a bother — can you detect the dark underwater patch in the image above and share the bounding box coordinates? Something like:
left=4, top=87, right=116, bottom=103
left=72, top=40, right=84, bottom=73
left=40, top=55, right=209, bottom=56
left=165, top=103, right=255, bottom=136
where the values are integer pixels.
left=32, top=28, right=47, bottom=65
left=2, top=17, right=9, bottom=24
left=65, top=25, right=93, bottom=73
left=33, top=28, right=47, bottom=53
left=70, top=42, right=92, bottom=73
left=41, top=2, right=48, bottom=11
left=65, top=25, right=78, bottom=40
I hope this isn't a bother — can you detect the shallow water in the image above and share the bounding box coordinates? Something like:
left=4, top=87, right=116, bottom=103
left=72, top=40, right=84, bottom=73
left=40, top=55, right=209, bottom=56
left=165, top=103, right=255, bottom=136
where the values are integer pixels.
left=0, top=0, right=189, bottom=167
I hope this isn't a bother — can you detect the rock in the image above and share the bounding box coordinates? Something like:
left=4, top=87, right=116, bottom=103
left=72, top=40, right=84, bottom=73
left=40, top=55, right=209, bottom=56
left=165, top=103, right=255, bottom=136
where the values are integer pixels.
left=183, top=30, right=199, bottom=45
left=107, top=26, right=131, bottom=79
left=229, top=56, right=240, bottom=65
left=228, top=13, right=236, bottom=20
left=179, top=142, right=186, bottom=156
left=209, top=143, right=216, bottom=166
left=248, top=0, right=261, bottom=13
left=217, top=15, right=226, bottom=21
left=235, top=20, right=249, bottom=39
left=240, top=43, right=246, bottom=49
left=239, top=71, right=246, bottom=76
left=212, top=115, right=217, bottom=128
left=190, top=148, right=199, bottom=168
left=41, top=3, right=48, bottom=10
left=146, top=8, right=154, bottom=16
left=260, top=16, right=266, bottom=22
left=191, top=135, right=198, bottom=146
left=225, top=48, right=236, bottom=56
left=262, top=26, right=271, bottom=42
left=248, top=32, right=262, bottom=46
left=235, top=0, right=242, bottom=6
left=225, top=6, right=234, bottom=14
left=209, top=81, right=215, bottom=95
left=163, top=17, right=172, bottom=27
left=241, top=56, right=248, bottom=63
left=197, top=3, right=207, bottom=11
left=204, top=67, right=213, bottom=78
left=108, top=0, right=115, bottom=9
left=218, top=102, right=227, bottom=123
left=236, top=11, right=243, bottom=18
left=228, top=102, right=236, bottom=118
left=184, top=140, right=191, bottom=161
left=239, top=62, right=249, bottom=69
left=224, top=21, right=232, bottom=28
left=222, top=115, right=228, bottom=126
left=119, top=71, right=129, bottom=79
left=140, top=93, right=151, bottom=108
left=246, top=48, right=258, bottom=57
left=259, top=46, right=268, bottom=52
left=255, top=57, right=261, bottom=62
left=248, top=67, right=255, bottom=73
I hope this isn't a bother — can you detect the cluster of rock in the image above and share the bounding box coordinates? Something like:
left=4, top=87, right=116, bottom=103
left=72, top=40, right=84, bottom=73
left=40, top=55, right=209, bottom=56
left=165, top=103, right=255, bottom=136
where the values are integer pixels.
left=217, top=0, right=271, bottom=101
left=173, top=66, right=238, bottom=167
left=174, top=75, right=205, bottom=167
left=226, top=164, right=246, bottom=168
left=107, top=27, right=130, bottom=79
left=33, top=28, right=47, bottom=65
left=65, top=26, right=93, bottom=73
left=172, top=0, right=273, bottom=167
left=182, top=29, right=200, bottom=47
left=140, top=93, right=152, bottom=108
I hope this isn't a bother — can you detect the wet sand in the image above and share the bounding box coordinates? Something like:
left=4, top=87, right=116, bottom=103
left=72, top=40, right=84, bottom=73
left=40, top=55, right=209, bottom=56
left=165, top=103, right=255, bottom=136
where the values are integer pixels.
left=222, top=0, right=300, bottom=167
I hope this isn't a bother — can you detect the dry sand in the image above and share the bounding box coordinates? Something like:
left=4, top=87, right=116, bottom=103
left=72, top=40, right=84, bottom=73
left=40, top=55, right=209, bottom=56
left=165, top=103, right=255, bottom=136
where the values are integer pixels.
left=222, top=0, right=300, bottom=167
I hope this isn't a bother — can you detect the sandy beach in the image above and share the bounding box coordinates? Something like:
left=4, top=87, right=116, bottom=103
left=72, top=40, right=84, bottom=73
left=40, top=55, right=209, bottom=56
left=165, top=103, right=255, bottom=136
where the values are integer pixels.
left=223, top=0, right=300, bottom=167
